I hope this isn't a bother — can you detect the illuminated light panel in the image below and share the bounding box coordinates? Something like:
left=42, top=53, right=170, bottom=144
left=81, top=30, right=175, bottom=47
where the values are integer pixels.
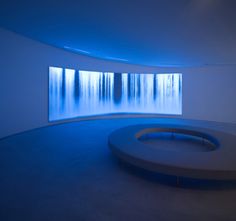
left=49, top=67, right=182, bottom=121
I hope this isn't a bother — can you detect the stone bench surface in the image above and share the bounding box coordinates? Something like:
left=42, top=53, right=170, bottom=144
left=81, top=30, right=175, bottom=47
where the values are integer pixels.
left=108, top=124, right=236, bottom=180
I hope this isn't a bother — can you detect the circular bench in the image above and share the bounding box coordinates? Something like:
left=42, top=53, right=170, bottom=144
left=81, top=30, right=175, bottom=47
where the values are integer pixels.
left=108, top=124, right=236, bottom=180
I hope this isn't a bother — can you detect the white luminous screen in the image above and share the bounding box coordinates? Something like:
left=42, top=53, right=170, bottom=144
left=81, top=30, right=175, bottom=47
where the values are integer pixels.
left=49, top=67, right=182, bottom=121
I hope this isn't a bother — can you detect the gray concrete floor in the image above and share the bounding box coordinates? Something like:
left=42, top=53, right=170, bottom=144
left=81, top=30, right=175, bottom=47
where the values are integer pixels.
left=0, top=118, right=236, bottom=221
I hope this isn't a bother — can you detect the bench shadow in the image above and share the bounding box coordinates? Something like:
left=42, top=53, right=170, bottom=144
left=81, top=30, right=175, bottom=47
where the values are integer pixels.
left=113, top=157, right=236, bottom=190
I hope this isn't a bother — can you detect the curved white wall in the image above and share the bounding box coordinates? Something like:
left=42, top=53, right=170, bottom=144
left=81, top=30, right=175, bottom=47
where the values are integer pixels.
left=1, top=28, right=236, bottom=139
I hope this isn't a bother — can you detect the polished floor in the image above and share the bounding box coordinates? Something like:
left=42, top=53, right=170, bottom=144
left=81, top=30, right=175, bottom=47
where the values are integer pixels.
left=1, top=118, right=236, bottom=221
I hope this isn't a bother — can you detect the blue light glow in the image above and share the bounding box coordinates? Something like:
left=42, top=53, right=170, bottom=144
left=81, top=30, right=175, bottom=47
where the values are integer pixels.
left=49, top=67, right=182, bottom=121
left=63, top=46, right=90, bottom=54
left=105, top=56, right=129, bottom=62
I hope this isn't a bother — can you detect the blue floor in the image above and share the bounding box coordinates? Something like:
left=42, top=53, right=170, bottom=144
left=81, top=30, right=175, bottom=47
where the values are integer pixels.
left=0, top=118, right=236, bottom=221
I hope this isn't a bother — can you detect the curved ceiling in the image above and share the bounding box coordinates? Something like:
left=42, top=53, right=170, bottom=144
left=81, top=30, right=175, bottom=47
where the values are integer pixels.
left=0, top=0, right=236, bottom=67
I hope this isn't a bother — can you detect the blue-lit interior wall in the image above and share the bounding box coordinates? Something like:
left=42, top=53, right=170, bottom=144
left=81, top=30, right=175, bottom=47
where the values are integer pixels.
left=1, top=28, right=236, bottom=138
left=49, top=68, right=182, bottom=121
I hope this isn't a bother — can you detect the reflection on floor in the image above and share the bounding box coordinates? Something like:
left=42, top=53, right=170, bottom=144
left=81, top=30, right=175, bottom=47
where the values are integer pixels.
left=0, top=118, right=236, bottom=221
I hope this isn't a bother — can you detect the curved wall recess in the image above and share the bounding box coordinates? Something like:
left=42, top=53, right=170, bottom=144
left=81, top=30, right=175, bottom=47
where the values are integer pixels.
left=0, top=28, right=236, bottom=138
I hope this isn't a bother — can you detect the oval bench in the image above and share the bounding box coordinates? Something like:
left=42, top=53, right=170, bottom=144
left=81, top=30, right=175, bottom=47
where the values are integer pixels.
left=108, top=124, right=236, bottom=180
